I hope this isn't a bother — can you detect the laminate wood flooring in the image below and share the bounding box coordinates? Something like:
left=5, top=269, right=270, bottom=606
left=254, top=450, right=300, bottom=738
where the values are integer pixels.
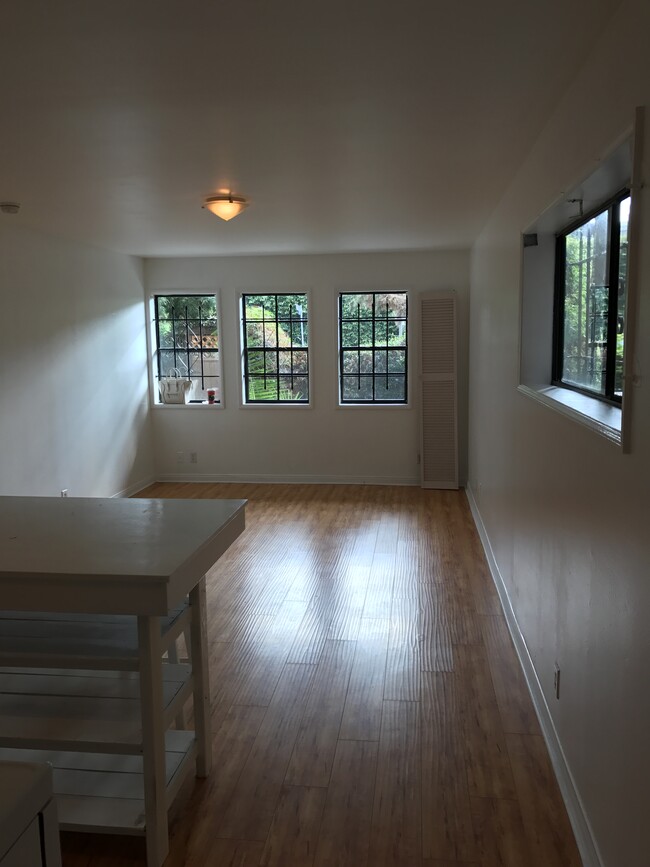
left=60, top=484, right=581, bottom=867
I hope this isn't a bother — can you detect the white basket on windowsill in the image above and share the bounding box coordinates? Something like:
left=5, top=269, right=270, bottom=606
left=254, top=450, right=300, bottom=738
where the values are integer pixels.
left=159, top=369, right=192, bottom=404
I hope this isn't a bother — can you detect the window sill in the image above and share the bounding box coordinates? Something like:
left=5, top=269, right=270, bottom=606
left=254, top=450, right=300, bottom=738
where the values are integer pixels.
left=152, top=402, right=223, bottom=410
left=239, top=402, right=312, bottom=409
left=336, top=402, right=412, bottom=410
left=517, top=384, right=621, bottom=445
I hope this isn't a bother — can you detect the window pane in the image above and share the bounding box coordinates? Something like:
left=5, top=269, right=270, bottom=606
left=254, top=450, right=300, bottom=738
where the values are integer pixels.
left=201, top=320, right=219, bottom=349
left=264, top=352, right=278, bottom=374
left=158, top=349, right=178, bottom=378
left=246, top=322, right=264, bottom=347
left=158, top=321, right=174, bottom=349
left=341, top=322, right=358, bottom=348
left=615, top=196, right=630, bottom=396
left=242, top=293, right=309, bottom=403
left=293, top=350, right=308, bottom=374
left=186, top=321, right=202, bottom=350
left=342, top=375, right=373, bottom=401
left=562, top=209, right=609, bottom=394
left=278, top=375, right=308, bottom=401
left=374, top=320, right=388, bottom=347
left=387, top=318, right=406, bottom=346
left=339, top=291, right=408, bottom=403
left=289, top=320, right=309, bottom=347
left=189, top=351, right=202, bottom=377
left=342, top=350, right=358, bottom=373
left=247, top=376, right=280, bottom=401
left=341, top=293, right=372, bottom=320
left=374, top=350, right=388, bottom=373
left=376, top=292, right=407, bottom=318
left=375, top=375, right=406, bottom=401
left=247, top=350, right=264, bottom=375
left=388, top=349, right=406, bottom=373
left=359, top=350, right=373, bottom=373
left=263, top=322, right=278, bottom=348
left=278, top=350, right=292, bottom=374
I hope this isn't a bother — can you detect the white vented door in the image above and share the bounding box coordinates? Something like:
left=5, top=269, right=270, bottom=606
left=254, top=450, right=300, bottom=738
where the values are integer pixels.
left=420, top=291, right=458, bottom=489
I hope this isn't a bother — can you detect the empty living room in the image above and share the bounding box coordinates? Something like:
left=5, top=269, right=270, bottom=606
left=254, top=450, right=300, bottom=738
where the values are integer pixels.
left=0, top=2, right=648, bottom=866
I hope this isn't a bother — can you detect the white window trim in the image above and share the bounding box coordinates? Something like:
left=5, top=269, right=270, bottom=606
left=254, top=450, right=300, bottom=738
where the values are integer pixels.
left=517, top=109, right=644, bottom=452
left=517, top=384, right=621, bottom=445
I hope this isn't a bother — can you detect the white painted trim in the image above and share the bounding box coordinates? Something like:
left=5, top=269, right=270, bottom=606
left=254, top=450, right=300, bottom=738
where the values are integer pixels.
left=465, top=484, right=605, bottom=867
left=517, top=384, right=622, bottom=446
left=111, top=477, right=156, bottom=498
left=157, top=473, right=419, bottom=486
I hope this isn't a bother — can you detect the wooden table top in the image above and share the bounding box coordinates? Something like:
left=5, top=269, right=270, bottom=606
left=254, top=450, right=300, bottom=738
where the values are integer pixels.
left=0, top=497, right=246, bottom=614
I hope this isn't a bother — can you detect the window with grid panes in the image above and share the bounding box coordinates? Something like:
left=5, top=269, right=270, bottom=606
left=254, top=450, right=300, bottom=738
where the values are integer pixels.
left=241, top=294, right=309, bottom=403
left=553, top=192, right=630, bottom=402
left=154, top=294, right=221, bottom=403
left=339, top=292, right=408, bottom=403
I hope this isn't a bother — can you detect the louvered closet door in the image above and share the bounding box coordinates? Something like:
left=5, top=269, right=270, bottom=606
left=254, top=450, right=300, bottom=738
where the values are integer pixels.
left=420, top=291, right=458, bottom=489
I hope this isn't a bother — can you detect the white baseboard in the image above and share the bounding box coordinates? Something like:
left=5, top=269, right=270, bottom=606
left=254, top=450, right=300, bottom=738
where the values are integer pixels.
left=111, top=476, right=156, bottom=498
left=155, top=472, right=420, bottom=486
left=465, top=484, right=604, bottom=867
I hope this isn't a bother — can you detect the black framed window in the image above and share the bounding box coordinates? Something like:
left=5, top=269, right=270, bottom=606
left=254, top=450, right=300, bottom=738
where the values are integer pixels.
left=154, top=294, right=221, bottom=402
left=339, top=292, right=408, bottom=403
left=553, top=191, right=630, bottom=403
left=241, top=294, right=309, bottom=403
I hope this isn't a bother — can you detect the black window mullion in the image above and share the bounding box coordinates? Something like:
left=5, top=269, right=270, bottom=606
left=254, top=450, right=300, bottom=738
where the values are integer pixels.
left=552, top=235, right=566, bottom=384
left=357, top=303, right=361, bottom=391
left=198, top=301, right=205, bottom=390
left=274, top=298, right=280, bottom=398
left=155, top=297, right=163, bottom=384
left=261, top=302, right=267, bottom=391
left=371, top=294, right=376, bottom=401
left=385, top=300, right=389, bottom=391
left=242, top=300, right=251, bottom=400
left=403, top=294, right=409, bottom=401
left=289, top=303, right=294, bottom=392
left=184, top=305, right=190, bottom=384
left=338, top=295, right=344, bottom=399
left=605, top=201, right=621, bottom=400
left=171, top=304, right=177, bottom=373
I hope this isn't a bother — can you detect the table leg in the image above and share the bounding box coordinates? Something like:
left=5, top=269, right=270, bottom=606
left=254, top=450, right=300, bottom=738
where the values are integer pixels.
left=138, top=615, right=169, bottom=867
left=189, top=576, right=212, bottom=777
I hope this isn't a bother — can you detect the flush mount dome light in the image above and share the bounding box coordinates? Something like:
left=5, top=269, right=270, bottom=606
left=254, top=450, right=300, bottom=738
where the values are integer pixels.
left=203, top=194, right=248, bottom=221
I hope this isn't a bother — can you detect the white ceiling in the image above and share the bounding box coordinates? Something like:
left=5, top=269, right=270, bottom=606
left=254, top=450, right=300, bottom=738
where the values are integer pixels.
left=0, top=0, right=620, bottom=257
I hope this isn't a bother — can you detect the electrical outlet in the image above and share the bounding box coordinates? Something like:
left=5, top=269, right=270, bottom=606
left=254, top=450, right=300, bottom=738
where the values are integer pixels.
left=553, top=663, right=561, bottom=700
left=176, top=451, right=184, bottom=464
left=190, top=451, right=198, bottom=464
left=60, top=489, right=68, bottom=498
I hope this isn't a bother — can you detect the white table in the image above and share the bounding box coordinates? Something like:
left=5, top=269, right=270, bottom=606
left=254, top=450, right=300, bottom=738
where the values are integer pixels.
left=0, top=496, right=246, bottom=867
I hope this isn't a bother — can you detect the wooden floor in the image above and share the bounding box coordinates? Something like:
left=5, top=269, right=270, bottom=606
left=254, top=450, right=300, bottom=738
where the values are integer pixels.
left=61, top=483, right=581, bottom=867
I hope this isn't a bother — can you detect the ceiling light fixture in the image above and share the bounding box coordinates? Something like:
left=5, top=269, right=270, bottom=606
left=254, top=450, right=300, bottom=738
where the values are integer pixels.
left=203, top=193, right=248, bottom=221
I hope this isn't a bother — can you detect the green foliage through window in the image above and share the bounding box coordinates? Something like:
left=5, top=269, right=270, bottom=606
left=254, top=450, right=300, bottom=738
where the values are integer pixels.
left=554, top=193, right=630, bottom=402
left=339, top=292, right=408, bottom=403
left=154, top=294, right=220, bottom=401
left=241, top=294, right=309, bottom=403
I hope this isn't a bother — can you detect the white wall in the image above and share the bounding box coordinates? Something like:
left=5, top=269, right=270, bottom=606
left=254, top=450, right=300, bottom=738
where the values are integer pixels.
left=468, top=1, right=650, bottom=865
left=0, top=224, right=154, bottom=497
left=146, top=250, right=469, bottom=485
